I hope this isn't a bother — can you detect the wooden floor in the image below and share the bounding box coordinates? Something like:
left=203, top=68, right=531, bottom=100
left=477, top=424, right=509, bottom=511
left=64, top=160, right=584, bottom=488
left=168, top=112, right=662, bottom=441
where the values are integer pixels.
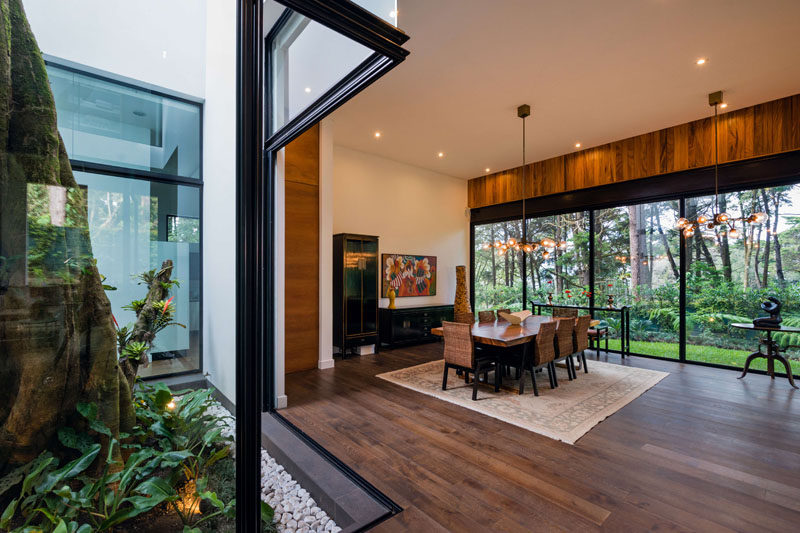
left=283, top=343, right=800, bottom=532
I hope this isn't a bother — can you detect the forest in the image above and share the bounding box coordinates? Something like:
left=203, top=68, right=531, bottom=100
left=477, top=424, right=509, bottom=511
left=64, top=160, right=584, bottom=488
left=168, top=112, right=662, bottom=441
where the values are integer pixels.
left=474, top=185, right=800, bottom=373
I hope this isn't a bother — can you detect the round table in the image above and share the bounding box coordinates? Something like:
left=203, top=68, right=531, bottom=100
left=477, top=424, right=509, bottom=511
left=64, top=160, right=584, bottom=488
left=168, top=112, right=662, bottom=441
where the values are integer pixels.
left=731, top=323, right=799, bottom=389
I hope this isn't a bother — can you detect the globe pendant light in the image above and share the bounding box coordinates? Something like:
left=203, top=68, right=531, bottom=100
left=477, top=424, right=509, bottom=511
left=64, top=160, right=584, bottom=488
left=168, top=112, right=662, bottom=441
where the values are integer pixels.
left=676, top=91, right=766, bottom=238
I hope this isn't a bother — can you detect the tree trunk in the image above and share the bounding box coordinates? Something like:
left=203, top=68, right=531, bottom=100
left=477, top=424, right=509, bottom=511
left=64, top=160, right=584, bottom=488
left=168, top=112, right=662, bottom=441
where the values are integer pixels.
left=759, top=190, right=771, bottom=288
left=628, top=205, right=641, bottom=294
left=490, top=226, right=496, bottom=287
left=717, top=195, right=732, bottom=282
left=655, top=213, right=679, bottom=279
left=119, top=260, right=174, bottom=397
left=772, top=193, right=785, bottom=283
left=0, top=0, right=134, bottom=466
left=753, top=225, right=763, bottom=288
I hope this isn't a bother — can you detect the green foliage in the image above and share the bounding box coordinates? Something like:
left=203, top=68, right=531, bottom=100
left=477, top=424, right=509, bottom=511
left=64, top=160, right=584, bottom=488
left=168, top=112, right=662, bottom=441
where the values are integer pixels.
left=1, top=386, right=274, bottom=532
left=121, top=298, right=146, bottom=314
left=120, top=341, right=148, bottom=363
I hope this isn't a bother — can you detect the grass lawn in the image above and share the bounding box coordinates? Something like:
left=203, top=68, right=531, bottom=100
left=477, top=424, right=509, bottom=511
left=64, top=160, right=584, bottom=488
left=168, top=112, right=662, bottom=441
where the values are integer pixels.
left=606, top=338, right=800, bottom=375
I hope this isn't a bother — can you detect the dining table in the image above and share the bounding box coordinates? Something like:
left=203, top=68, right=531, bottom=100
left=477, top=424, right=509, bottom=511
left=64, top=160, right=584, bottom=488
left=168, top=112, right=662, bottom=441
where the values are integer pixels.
left=431, top=315, right=558, bottom=394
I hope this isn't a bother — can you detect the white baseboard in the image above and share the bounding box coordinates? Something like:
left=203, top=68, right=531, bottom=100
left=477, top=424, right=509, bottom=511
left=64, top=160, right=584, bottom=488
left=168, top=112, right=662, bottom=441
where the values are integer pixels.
left=275, top=394, right=288, bottom=409
left=318, top=359, right=335, bottom=370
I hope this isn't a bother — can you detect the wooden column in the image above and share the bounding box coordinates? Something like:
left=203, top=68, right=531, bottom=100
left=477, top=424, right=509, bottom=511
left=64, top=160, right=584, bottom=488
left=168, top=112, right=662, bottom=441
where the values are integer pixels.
left=285, top=124, right=320, bottom=373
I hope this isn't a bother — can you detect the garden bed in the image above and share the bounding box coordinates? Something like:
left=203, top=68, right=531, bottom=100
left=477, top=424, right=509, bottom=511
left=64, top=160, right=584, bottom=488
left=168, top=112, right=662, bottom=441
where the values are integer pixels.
left=0, top=383, right=339, bottom=533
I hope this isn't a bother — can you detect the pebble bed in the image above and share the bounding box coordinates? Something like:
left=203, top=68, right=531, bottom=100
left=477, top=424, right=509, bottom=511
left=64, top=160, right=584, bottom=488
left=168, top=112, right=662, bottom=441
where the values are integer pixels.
left=207, top=402, right=341, bottom=533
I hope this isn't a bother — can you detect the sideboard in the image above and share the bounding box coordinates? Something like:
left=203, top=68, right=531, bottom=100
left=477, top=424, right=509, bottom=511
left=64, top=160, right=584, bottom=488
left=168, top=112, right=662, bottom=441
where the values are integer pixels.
left=379, top=304, right=454, bottom=348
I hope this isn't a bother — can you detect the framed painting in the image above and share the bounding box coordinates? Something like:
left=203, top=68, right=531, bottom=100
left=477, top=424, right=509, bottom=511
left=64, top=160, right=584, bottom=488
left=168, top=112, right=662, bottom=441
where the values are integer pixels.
left=382, top=254, right=437, bottom=297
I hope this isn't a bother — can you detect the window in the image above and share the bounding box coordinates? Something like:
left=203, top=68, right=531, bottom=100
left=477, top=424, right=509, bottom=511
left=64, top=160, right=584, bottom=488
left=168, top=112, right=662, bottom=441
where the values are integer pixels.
left=471, top=184, right=799, bottom=377
left=473, top=219, right=524, bottom=311
left=594, top=202, right=680, bottom=359
left=47, top=63, right=202, bottom=179
left=47, top=60, right=203, bottom=378
left=527, top=212, right=591, bottom=307
left=269, top=12, right=373, bottom=134
left=686, top=185, right=800, bottom=374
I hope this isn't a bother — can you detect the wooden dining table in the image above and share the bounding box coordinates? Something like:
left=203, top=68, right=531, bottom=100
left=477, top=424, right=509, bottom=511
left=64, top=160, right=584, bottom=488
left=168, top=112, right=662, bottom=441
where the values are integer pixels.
left=431, top=315, right=558, bottom=394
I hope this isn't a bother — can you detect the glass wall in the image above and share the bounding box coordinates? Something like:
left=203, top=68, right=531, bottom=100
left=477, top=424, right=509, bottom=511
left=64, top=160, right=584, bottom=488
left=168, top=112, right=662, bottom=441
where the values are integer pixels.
left=472, top=186, right=799, bottom=375
left=474, top=219, right=524, bottom=311
left=527, top=212, right=591, bottom=306
left=686, top=186, right=800, bottom=374
left=76, top=172, right=201, bottom=377
left=47, top=64, right=202, bottom=179
left=46, top=61, right=204, bottom=378
left=594, top=202, right=680, bottom=359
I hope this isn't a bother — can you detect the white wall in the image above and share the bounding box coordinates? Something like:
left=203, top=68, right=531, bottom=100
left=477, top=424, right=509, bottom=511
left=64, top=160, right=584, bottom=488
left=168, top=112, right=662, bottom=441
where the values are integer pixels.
left=332, top=146, right=470, bottom=309
left=202, top=0, right=237, bottom=402
left=318, top=120, right=335, bottom=370
left=24, top=0, right=207, bottom=98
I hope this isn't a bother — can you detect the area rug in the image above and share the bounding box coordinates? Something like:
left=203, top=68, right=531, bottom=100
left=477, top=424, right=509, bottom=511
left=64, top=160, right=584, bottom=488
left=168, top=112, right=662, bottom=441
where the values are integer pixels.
left=376, top=360, right=668, bottom=444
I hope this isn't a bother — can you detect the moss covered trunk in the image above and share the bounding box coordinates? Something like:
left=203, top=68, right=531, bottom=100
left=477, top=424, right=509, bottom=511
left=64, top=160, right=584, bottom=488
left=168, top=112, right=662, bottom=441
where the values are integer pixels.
left=0, top=0, right=134, bottom=466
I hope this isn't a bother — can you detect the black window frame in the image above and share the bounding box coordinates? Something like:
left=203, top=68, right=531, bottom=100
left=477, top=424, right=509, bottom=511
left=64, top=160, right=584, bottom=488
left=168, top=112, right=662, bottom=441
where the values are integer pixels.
left=236, top=1, right=409, bottom=530
left=470, top=151, right=800, bottom=379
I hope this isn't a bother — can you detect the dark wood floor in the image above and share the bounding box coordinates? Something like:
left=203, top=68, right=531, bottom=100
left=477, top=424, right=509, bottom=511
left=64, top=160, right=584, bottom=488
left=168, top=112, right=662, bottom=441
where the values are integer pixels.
left=283, top=343, right=800, bottom=532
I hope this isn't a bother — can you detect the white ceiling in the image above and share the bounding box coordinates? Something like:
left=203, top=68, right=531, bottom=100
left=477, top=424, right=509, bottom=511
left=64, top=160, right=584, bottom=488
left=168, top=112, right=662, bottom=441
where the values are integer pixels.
left=329, top=0, right=800, bottom=179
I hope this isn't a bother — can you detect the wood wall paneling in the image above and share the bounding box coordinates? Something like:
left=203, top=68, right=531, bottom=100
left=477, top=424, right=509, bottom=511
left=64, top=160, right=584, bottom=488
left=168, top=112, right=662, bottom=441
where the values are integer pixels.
left=285, top=124, right=320, bottom=374
left=468, top=93, right=800, bottom=208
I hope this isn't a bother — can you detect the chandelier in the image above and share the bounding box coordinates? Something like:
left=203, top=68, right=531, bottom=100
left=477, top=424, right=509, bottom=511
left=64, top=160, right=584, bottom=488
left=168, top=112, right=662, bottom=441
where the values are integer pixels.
left=481, top=105, right=567, bottom=258
left=676, top=91, right=766, bottom=238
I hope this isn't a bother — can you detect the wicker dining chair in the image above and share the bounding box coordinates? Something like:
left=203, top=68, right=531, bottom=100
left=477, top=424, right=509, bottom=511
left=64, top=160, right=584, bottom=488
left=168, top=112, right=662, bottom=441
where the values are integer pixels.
left=553, top=307, right=579, bottom=318
left=573, top=315, right=592, bottom=374
left=553, top=318, right=577, bottom=384
left=478, top=310, right=496, bottom=323
left=453, top=312, right=475, bottom=325
left=520, top=320, right=558, bottom=396
left=495, top=308, right=511, bottom=321
left=441, top=321, right=500, bottom=400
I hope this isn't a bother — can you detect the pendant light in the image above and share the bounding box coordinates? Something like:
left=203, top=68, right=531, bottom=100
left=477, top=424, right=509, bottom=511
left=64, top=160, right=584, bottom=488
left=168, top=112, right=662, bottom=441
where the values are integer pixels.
left=676, top=91, right=766, bottom=238
left=481, top=105, right=568, bottom=257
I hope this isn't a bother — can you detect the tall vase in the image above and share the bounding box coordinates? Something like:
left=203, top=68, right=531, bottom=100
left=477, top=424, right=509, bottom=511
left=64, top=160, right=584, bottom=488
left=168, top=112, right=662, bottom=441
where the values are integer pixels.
left=454, top=265, right=471, bottom=315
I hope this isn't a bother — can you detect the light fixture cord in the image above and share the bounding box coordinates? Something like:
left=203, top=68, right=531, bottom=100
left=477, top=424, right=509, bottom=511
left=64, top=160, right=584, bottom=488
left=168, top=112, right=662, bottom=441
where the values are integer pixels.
left=522, top=113, right=527, bottom=243
left=714, top=103, right=719, bottom=215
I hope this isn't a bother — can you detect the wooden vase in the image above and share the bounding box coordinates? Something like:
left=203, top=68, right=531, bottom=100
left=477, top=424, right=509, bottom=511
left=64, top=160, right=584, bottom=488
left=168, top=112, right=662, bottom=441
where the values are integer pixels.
left=454, top=265, right=470, bottom=315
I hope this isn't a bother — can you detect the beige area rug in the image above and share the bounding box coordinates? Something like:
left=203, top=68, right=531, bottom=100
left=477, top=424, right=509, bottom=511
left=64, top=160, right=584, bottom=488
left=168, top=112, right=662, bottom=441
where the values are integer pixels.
left=377, top=359, right=668, bottom=444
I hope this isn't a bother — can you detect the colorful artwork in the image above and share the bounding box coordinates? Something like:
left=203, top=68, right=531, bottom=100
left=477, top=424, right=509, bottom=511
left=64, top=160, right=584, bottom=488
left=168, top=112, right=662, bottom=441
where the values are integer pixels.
left=382, top=254, right=437, bottom=297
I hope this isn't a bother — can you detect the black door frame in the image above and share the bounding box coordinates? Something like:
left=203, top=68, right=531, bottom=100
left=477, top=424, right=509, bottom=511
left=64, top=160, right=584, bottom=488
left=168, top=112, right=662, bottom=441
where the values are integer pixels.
left=236, top=1, right=409, bottom=530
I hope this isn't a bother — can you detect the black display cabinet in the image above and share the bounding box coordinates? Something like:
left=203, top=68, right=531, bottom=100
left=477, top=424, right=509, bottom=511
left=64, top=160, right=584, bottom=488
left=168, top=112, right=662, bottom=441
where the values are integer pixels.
left=333, top=233, right=379, bottom=356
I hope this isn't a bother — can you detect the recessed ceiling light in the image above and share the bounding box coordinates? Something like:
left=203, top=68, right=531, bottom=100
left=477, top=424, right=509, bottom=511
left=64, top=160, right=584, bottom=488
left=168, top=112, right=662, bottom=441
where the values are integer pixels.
left=437, top=152, right=444, bottom=158
left=574, top=142, right=581, bottom=148
left=485, top=167, right=491, bottom=173
left=719, top=102, right=728, bottom=109
left=304, top=87, right=311, bottom=94
left=696, top=58, right=707, bottom=65
left=374, top=131, right=381, bottom=138
left=389, top=10, right=397, bottom=18
left=161, top=50, right=168, bottom=59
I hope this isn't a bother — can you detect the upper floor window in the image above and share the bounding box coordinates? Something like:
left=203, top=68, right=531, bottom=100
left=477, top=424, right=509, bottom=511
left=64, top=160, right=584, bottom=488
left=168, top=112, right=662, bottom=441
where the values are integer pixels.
left=46, top=61, right=202, bottom=179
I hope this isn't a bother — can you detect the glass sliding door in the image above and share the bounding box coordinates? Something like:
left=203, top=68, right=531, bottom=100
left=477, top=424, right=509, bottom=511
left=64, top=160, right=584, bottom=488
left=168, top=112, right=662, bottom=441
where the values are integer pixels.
left=474, top=219, right=525, bottom=311
left=594, top=201, right=681, bottom=359
left=686, top=185, right=800, bottom=374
